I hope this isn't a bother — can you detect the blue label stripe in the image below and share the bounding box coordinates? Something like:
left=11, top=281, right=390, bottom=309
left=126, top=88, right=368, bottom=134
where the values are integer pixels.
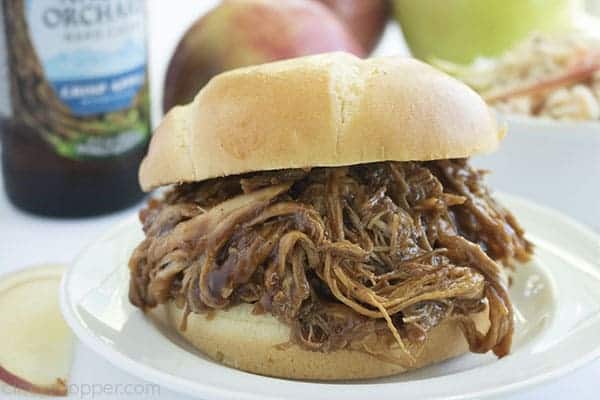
left=50, top=65, right=146, bottom=116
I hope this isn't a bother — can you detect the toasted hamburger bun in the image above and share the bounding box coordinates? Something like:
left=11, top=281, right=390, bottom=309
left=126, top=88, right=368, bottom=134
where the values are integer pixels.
left=154, top=302, right=489, bottom=380
left=140, top=52, right=501, bottom=191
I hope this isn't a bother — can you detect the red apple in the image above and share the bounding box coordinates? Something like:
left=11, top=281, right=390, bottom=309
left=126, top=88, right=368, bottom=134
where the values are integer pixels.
left=317, top=0, right=390, bottom=53
left=163, top=0, right=365, bottom=112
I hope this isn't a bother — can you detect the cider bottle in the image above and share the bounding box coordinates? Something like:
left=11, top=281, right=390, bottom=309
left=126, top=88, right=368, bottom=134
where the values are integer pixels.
left=0, top=0, right=150, bottom=217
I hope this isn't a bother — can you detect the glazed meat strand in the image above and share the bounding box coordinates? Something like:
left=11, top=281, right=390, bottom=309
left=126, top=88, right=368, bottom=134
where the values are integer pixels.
left=129, top=159, right=532, bottom=365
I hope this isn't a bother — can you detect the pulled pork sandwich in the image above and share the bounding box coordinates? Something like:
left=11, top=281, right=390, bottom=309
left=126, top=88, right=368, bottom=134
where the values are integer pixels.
left=129, top=53, right=532, bottom=380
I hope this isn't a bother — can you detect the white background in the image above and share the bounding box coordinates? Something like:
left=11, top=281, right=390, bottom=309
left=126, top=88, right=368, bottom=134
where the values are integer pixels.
left=0, top=0, right=598, bottom=399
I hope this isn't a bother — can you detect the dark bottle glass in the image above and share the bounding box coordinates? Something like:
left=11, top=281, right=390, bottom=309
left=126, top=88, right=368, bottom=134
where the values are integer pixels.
left=0, top=0, right=151, bottom=217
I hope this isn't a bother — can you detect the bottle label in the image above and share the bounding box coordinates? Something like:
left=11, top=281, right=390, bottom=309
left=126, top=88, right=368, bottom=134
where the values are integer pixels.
left=3, top=0, right=150, bottom=159
left=0, top=6, right=10, bottom=117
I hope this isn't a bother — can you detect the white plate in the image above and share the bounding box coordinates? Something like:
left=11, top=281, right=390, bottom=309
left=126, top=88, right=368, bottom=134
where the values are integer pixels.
left=60, top=194, right=600, bottom=400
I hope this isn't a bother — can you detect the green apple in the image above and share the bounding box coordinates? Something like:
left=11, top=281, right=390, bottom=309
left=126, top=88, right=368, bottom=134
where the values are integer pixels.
left=393, top=0, right=582, bottom=63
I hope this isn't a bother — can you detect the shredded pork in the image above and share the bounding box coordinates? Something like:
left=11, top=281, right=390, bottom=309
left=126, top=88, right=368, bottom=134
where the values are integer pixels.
left=129, top=159, right=532, bottom=365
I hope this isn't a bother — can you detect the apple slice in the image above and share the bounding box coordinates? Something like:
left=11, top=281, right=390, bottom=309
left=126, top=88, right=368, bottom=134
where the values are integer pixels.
left=0, top=264, right=73, bottom=396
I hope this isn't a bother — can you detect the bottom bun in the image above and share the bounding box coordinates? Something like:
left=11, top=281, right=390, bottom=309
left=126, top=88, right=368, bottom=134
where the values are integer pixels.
left=155, top=301, right=490, bottom=380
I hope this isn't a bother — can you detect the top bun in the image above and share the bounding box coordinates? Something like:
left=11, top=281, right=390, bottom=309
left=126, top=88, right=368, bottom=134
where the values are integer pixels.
left=140, top=53, right=501, bottom=191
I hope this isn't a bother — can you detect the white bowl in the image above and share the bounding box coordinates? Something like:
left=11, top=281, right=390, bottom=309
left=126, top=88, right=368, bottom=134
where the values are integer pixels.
left=473, top=114, right=600, bottom=231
